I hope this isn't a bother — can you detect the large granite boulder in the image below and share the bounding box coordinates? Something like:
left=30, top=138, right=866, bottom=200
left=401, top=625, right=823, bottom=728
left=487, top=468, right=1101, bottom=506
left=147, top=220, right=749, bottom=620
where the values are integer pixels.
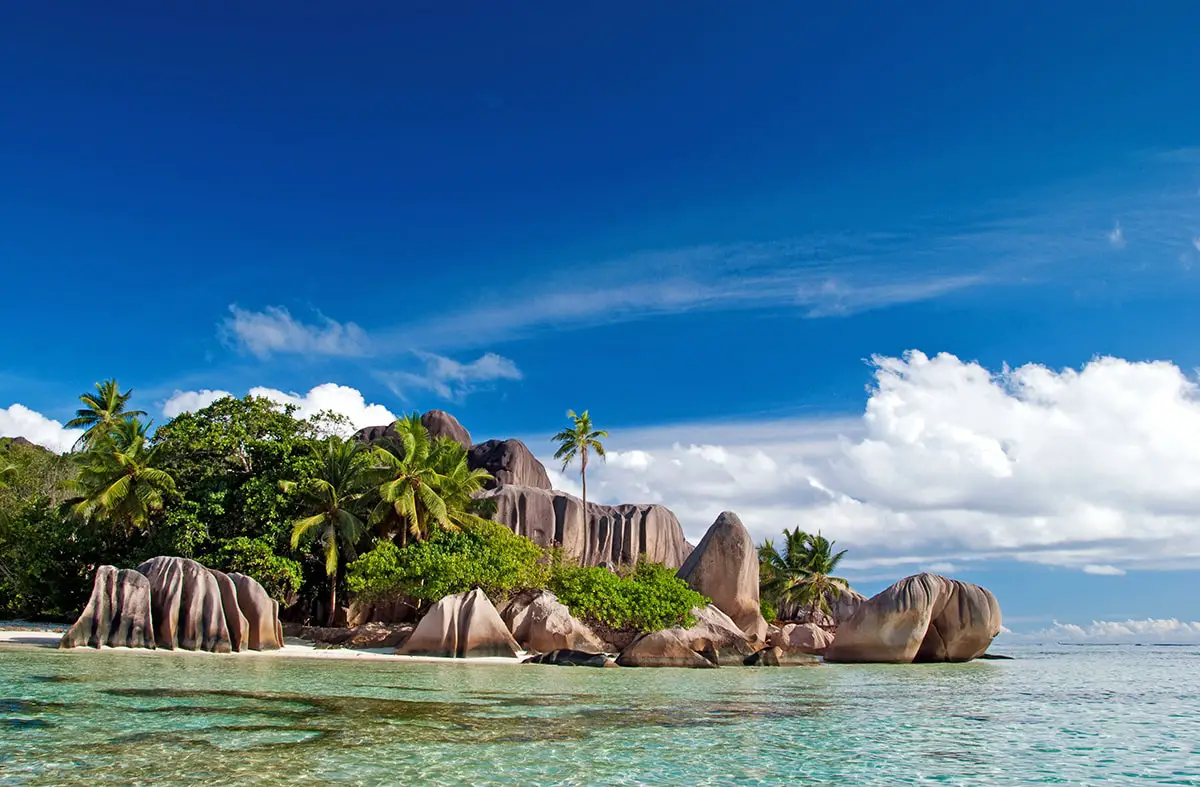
left=60, top=566, right=155, bottom=650
left=398, top=589, right=521, bottom=658
left=501, top=590, right=609, bottom=654
left=824, top=573, right=1002, bottom=664
left=771, top=622, right=834, bottom=655
left=523, top=649, right=613, bottom=667
left=229, top=572, right=284, bottom=650
left=355, top=410, right=472, bottom=450
left=616, top=604, right=757, bottom=668
left=468, top=439, right=551, bottom=490
left=482, top=484, right=691, bottom=568
left=777, top=587, right=868, bottom=626
left=208, top=569, right=250, bottom=652
left=677, top=511, right=767, bottom=641
left=744, top=646, right=820, bottom=667
left=137, top=556, right=232, bottom=652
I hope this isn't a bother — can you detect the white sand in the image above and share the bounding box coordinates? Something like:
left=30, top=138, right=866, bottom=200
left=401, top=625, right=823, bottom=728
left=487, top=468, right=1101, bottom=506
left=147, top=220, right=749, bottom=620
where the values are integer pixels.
left=0, top=628, right=525, bottom=664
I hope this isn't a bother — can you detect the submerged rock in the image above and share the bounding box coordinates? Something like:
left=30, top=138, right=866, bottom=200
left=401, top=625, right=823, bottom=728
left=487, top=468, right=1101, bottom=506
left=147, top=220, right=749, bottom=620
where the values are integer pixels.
left=616, top=605, right=757, bottom=668
left=137, top=556, right=232, bottom=652
left=60, top=566, right=155, bottom=650
left=398, top=589, right=521, bottom=658
left=824, top=573, right=1002, bottom=664
left=501, top=590, right=609, bottom=654
left=677, top=511, right=767, bottom=641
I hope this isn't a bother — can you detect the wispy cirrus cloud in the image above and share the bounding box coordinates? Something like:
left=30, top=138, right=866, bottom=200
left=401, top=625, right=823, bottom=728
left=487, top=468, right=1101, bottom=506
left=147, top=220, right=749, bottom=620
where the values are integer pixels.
left=221, top=305, right=369, bottom=359
left=381, top=351, right=523, bottom=402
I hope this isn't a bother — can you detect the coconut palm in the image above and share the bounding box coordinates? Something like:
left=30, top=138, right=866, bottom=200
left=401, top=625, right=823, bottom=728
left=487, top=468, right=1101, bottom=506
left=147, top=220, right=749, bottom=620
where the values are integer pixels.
left=285, top=437, right=372, bottom=624
left=427, top=437, right=495, bottom=528
left=759, top=527, right=850, bottom=623
left=66, top=379, right=146, bottom=450
left=551, top=409, right=607, bottom=525
left=369, top=415, right=454, bottom=543
left=67, top=418, right=176, bottom=532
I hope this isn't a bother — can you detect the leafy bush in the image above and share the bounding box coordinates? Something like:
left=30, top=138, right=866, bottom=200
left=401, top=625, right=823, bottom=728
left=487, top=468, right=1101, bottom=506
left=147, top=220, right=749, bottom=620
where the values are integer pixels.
left=760, top=597, right=777, bottom=625
left=204, top=536, right=303, bottom=603
left=346, top=521, right=549, bottom=604
left=549, top=560, right=708, bottom=633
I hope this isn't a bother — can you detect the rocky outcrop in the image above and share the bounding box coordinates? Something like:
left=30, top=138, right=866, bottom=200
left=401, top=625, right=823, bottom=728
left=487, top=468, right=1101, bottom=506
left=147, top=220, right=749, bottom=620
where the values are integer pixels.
left=777, top=587, right=868, bottom=626
left=137, top=556, right=232, bottom=652
left=616, top=605, right=757, bottom=668
left=60, top=566, right=155, bottom=650
left=523, top=649, right=613, bottom=667
left=744, top=646, right=819, bottom=667
left=771, top=622, right=834, bottom=655
left=501, top=590, right=609, bottom=654
left=229, top=573, right=284, bottom=651
left=209, top=569, right=250, bottom=652
left=355, top=410, right=472, bottom=450
left=482, top=485, right=691, bottom=568
left=677, top=512, right=767, bottom=641
left=824, top=573, right=1002, bottom=664
left=468, top=439, right=551, bottom=490
left=398, top=589, right=521, bottom=658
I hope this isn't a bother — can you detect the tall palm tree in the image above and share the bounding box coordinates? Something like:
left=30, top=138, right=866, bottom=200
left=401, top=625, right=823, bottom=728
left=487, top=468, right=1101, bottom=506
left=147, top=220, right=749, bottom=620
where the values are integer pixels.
left=66, top=379, right=146, bottom=450
left=552, top=409, right=607, bottom=527
left=368, top=415, right=451, bottom=544
left=759, top=527, right=850, bottom=623
left=428, top=437, right=495, bottom=528
left=285, top=437, right=372, bottom=625
left=67, top=418, right=176, bottom=532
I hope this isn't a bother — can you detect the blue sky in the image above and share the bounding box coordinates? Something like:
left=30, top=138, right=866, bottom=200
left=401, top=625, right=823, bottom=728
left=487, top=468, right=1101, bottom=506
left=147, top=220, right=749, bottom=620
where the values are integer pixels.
left=4, top=2, right=1200, bottom=638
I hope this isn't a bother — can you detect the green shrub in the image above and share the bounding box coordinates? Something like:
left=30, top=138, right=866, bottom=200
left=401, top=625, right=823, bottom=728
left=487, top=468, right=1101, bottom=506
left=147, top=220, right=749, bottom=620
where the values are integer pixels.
left=346, top=521, right=549, bottom=604
left=204, top=537, right=303, bottom=603
left=549, top=560, right=708, bottom=633
left=760, top=597, right=777, bottom=625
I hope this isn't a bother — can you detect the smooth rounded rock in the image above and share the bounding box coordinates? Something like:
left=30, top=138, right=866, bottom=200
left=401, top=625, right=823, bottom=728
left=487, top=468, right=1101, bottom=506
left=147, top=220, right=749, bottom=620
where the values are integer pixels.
left=677, top=511, right=767, bottom=641
left=501, top=589, right=609, bottom=654
left=137, top=556, right=232, bottom=653
left=398, top=589, right=521, bottom=658
left=228, top=572, right=284, bottom=651
left=60, top=566, right=155, bottom=650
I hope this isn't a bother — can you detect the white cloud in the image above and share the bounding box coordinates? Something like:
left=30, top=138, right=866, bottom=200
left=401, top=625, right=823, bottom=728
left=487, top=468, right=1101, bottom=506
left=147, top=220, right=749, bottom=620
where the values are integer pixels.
left=1011, top=618, right=1200, bottom=644
left=0, top=404, right=82, bottom=453
left=526, top=350, right=1200, bottom=574
left=162, top=383, right=395, bottom=434
left=221, top=305, right=368, bottom=359
left=162, top=389, right=233, bottom=418
left=1108, top=221, right=1125, bottom=248
left=1082, top=564, right=1126, bottom=576
left=797, top=275, right=985, bottom=318
left=924, top=561, right=961, bottom=574
left=383, top=352, right=522, bottom=401
left=1193, top=236, right=1200, bottom=253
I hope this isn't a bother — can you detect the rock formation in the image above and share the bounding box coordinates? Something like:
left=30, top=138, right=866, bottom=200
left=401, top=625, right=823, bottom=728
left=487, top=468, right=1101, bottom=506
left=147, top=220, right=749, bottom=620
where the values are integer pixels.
left=616, top=604, right=758, bottom=668
left=743, top=646, right=819, bottom=667
left=824, top=573, right=1002, bottom=663
left=398, top=588, right=521, bottom=658
left=355, top=409, right=472, bottom=450
left=771, top=622, right=834, bottom=655
left=209, top=569, right=250, bottom=652
left=482, top=484, right=691, bottom=568
left=523, top=649, right=612, bottom=667
left=776, top=587, right=867, bottom=627
left=677, top=511, right=767, bottom=641
left=468, top=439, right=552, bottom=489
left=229, top=572, right=284, bottom=650
left=501, top=589, right=609, bottom=654
left=137, top=556, right=232, bottom=652
left=60, top=566, right=155, bottom=649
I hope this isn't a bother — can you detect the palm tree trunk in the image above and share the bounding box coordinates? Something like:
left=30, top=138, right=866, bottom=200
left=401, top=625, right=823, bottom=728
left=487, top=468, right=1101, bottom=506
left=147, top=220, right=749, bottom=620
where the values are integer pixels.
left=581, top=449, right=591, bottom=564
left=327, top=569, right=338, bottom=627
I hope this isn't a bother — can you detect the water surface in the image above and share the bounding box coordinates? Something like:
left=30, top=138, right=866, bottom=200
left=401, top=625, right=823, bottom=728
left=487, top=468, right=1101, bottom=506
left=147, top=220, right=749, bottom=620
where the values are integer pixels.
left=1, top=643, right=1197, bottom=785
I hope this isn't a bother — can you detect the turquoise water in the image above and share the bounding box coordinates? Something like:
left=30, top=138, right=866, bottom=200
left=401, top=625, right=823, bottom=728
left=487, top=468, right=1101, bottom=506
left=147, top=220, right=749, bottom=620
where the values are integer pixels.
left=1, top=643, right=1198, bottom=785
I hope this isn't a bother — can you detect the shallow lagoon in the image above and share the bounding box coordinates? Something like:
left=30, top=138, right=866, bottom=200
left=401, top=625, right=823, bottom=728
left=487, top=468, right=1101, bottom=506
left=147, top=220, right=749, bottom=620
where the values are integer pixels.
left=1, top=642, right=1198, bottom=785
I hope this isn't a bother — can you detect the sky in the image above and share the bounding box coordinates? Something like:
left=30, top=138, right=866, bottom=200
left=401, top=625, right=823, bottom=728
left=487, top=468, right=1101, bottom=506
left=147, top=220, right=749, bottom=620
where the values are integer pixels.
left=3, top=2, right=1200, bottom=641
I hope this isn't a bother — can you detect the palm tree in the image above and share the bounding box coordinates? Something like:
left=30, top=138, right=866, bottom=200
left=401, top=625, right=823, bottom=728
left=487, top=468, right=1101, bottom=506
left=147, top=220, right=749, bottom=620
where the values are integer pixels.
left=759, top=527, right=850, bottom=624
left=368, top=414, right=491, bottom=543
left=552, top=409, right=607, bottom=528
left=285, top=438, right=372, bottom=625
left=67, top=418, right=176, bottom=533
left=66, top=379, right=146, bottom=450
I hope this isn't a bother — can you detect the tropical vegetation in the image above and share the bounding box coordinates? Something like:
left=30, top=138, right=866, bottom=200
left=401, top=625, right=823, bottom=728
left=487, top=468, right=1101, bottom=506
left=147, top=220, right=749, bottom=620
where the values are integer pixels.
left=758, top=527, right=850, bottom=623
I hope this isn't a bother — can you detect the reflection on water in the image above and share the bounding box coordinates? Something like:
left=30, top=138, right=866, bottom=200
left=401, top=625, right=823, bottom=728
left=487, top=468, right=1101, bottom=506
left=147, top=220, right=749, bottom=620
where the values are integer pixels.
left=1, top=644, right=1198, bottom=785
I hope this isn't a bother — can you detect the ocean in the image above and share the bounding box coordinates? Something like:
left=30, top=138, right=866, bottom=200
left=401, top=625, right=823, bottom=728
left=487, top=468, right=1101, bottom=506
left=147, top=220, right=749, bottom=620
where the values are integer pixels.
left=1, top=642, right=1197, bottom=785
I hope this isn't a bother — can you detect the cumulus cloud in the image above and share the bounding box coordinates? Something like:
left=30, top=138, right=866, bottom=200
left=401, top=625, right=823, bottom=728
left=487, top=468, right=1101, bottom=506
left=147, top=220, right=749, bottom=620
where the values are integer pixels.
left=221, top=305, right=368, bottom=359
left=1108, top=221, right=1125, bottom=248
left=528, top=350, right=1200, bottom=574
left=383, top=351, right=522, bottom=401
left=1013, top=618, right=1200, bottom=644
left=162, top=383, right=396, bottom=434
left=0, top=404, right=83, bottom=453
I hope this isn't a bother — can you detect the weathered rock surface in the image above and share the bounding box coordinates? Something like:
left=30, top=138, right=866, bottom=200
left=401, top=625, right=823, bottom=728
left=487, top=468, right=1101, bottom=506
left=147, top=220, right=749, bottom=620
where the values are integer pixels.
left=615, top=605, right=758, bottom=668
left=770, top=622, right=835, bottom=655
left=137, top=556, right=232, bottom=652
left=501, top=590, right=609, bottom=654
left=744, top=646, right=820, bottom=667
left=296, top=623, right=414, bottom=650
left=60, top=566, right=155, bottom=649
left=677, top=511, right=767, bottom=641
left=777, top=587, right=868, bottom=627
left=209, top=569, right=250, bottom=652
left=824, top=573, right=1002, bottom=664
left=398, top=589, right=521, bottom=658
left=523, top=649, right=613, bottom=667
left=482, top=484, right=691, bottom=568
left=229, top=573, right=284, bottom=651
left=355, top=410, right=472, bottom=450
left=468, top=439, right=551, bottom=490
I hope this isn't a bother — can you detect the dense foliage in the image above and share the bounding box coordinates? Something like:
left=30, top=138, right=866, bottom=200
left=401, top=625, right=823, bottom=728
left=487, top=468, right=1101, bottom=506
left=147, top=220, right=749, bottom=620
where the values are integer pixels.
left=549, top=561, right=708, bottom=633
left=758, top=527, right=850, bottom=622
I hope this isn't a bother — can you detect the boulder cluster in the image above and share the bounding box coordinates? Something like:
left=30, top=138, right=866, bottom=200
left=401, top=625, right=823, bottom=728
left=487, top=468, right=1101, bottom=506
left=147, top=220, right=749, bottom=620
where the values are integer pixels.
left=60, top=556, right=283, bottom=653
